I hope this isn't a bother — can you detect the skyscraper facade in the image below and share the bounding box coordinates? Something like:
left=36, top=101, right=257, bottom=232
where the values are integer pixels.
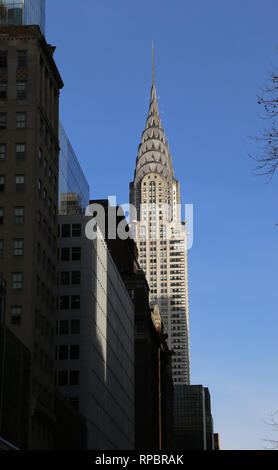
left=0, top=24, right=63, bottom=448
left=0, top=0, right=45, bottom=35
left=130, top=51, right=190, bottom=385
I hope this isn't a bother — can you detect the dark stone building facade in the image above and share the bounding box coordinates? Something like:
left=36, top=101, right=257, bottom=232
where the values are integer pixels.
left=0, top=25, right=63, bottom=448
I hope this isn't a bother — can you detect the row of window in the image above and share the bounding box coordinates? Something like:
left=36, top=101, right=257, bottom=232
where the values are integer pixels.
left=140, top=241, right=167, bottom=246
left=0, top=143, right=27, bottom=161
left=9, top=277, right=56, bottom=311
left=58, top=224, right=82, bottom=238
left=56, top=319, right=80, bottom=335
left=0, top=206, right=57, bottom=232
left=57, top=271, right=81, bottom=286
left=55, top=370, right=80, bottom=387
left=0, top=145, right=58, bottom=194
left=0, top=174, right=26, bottom=192
left=56, top=344, right=80, bottom=361
left=0, top=112, right=26, bottom=130
left=57, top=247, right=81, bottom=262
left=0, top=206, right=24, bottom=224
left=0, top=238, right=24, bottom=257
left=57, top=295, right=81, bottom=310
left=0, top=50, right=27, bottom=69
left=0, top=81, right=27, bottom=100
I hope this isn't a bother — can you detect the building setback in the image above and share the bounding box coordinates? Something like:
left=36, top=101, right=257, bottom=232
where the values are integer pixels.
left=56, top=214, right=135, bottom=450
left=130, top=51, right=190, bottom=385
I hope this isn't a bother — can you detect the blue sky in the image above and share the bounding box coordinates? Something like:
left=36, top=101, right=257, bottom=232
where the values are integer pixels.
left=47, top=0, right=278, bottom=450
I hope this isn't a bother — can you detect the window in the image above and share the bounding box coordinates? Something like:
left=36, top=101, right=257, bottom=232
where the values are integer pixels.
left=72, top=224, right=81, bottom=237
left=71, top=296, right=80, bottom=309
left=12, top=272, right=23, bottom=290
left=69, top=371, right=79, bottom=386
left=58, top=345, right=69, bottom=360
left=15, top=174, right=25, bottom=192
left=57, top=370, right=67, bottom=386
left=11, top=306, right=22, bottom=325
left=16, top=112, right=26, bottom=129
left=70, top=345, right=80, bottom=360
left=61, top=224, right=70, bottom=237
left=0, top=175, right=5, bottom=192
left=0, top=239, right=3, bottom=258
left=72, top=247, right=81, bottom=261
left=0, top=82, right=7, bottom=99
left=17, top=51, right=27, bottom=68
left=60, top=271, right=70, bottom=285
left=0, top=113, right=6, bottom=130
left=13, top=239, right=24, bottom=256
left=70, top=320, right=80, bottom=334
left=59, top=320, right=69, bottom=335
left=0, top=144, right=6, bottom=160
left=0, top=52, right=7, bottom=68
left=0, top=207, right=4, bottom=224
left=59, top=296, right=70, bottom=310
left=14, top=206, right=24, bottom=224
left=15, top=143, right=26, bottom=160
left=71, top=271, right=81, bottom=285
left=16, top=81, right=27, bottom=100
left=61, top=247, right=70, bottom=261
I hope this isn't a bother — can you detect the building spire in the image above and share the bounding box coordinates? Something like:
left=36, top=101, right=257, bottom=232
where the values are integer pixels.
left=152, top=41, right=155, bottom=86
left=150, top=41, right=158, bottom=105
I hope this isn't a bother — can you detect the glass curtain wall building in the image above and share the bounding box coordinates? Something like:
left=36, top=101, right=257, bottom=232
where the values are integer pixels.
left=59, top=122, right=90, bottom=215
left=0, top=0, right=45, bottom=35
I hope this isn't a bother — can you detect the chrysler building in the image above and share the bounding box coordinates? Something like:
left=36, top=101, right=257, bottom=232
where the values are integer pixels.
left=130, top=48, right=190, bottom=384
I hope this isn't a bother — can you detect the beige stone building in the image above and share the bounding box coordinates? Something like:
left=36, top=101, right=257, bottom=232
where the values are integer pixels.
left=130, top=54, right=190, bottom=385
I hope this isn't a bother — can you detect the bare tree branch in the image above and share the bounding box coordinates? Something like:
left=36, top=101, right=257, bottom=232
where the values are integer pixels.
left=250, top=61, right=278, bottom=179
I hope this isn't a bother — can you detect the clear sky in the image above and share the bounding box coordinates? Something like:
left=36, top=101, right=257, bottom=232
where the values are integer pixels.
left=47, top=0, right=278, bottom=450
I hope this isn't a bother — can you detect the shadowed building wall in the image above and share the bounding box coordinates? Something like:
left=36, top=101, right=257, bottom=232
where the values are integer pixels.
left=56, top=215, right=135, bottom=450
left=172, top=385, right=216, bottom=450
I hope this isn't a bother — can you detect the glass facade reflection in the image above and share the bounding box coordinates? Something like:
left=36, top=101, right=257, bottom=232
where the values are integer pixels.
left=0, top=0, right=45, bottom=35
left=59, top=122, right=90, bottom=215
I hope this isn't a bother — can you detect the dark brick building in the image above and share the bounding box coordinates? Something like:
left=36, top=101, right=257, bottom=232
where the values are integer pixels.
left=0, top=25, right=63, bottom=448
